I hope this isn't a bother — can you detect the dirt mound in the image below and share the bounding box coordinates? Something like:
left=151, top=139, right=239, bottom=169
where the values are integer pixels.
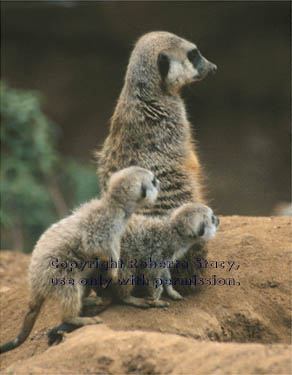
left=4, top=325, right=291, bottom=375
left=0, top=216, right=291, bottom=374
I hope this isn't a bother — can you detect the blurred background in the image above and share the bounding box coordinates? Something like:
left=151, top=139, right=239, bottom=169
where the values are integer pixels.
left=1, top=1, right=291, bottom=252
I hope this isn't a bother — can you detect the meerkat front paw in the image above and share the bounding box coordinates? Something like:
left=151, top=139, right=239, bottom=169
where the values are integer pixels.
left=146, top=299, right=170, bottom=308
left=164, top=283, right=184, bottom=300
left=167, top=288, right=184, bottom=301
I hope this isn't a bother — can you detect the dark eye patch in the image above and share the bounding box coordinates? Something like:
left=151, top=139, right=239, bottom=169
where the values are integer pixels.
left=152, top=177, right=157, bottom=187
left=141, top=185, right=147, bottom=199
left=198, top=222, right=205, bottom=237
left=157, top=52, right=170, bottom=79
left=187, top=49, right=201, bottom=66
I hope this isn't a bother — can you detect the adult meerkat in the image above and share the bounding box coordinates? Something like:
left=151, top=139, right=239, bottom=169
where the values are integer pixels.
left=96, top=203, right=219, bottom=308
left=0, top=167, right=159, bottom=354
left=96, top=31, right=217, bottom=293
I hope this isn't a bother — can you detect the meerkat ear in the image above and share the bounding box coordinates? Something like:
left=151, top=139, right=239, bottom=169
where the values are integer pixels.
left=157, top=52, right=170, bottom=79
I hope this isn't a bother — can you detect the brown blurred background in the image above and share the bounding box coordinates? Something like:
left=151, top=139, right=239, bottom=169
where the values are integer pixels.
left=1, top=1, right=291, bottom=216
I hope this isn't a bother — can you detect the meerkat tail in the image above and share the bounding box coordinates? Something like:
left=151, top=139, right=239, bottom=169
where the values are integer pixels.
left=0, top=299, right=43, bottom=354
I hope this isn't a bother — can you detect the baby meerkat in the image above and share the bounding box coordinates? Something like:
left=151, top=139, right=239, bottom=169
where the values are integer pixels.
left=97, top=203, right=219, bottom=308
left=0, top=166, right=159, bottom=354
left=96, top=31, right=218, bottom=294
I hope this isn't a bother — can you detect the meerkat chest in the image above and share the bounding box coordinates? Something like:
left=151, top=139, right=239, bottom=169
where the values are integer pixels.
left=113, top=98, right=190, bottom=148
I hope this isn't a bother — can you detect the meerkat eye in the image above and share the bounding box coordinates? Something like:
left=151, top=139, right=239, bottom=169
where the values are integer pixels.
left=187, top=49, right=200, bottom=65
left=157, top=52, right=170, bottom=79
left=141, top=185, right=147, bottom=199
left=152, top=177, right=157, bottom=187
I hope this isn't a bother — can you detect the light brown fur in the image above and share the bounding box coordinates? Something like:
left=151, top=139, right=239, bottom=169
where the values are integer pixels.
left=96, top=31, right=217, bottom=293
left=0, top=167, right=159, bottom=353
left=97, top=203, right=219, bottom=309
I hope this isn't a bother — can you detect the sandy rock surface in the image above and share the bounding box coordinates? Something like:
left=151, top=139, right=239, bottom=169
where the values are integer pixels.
left=0, top=216, right=291, bottom=374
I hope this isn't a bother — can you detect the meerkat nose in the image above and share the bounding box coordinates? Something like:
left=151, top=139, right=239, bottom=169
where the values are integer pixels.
left=152, top=176, right=160, bottom=191
left=212, top=215, right=220, bottom=227
left=211, top=64, right=217, bottom=74
left=155, top=177, right=161, bottom=192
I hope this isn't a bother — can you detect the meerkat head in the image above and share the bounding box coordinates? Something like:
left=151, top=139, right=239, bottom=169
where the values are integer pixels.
left=171, top=203, right=219, bottom=242
left=107, top=166, right=160, bottom=213
left=124, top=31, right=217, bottom=97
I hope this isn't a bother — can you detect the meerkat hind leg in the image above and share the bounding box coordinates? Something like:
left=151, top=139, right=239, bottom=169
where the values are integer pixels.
left=48, top=322, right=77, bottom=346
left=81, top=296, right=112, bottom=316
left=82, top=296, right=104, bottom=307
left=164, top=285, right=183, bottom=300
left=145, top=282, right=170, bottom=307
left=48, top=286, right=102, bottom=346
left=61, top=298, right=103, bottom=329
left=48, top=316, right=102, bottom=346
left=162, top=270, right=183, bottom=300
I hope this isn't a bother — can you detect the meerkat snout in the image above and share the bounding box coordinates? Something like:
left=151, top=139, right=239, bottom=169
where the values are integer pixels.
left=187, top=48, right=217, bottom=81
left=141, top=172, right=160, bottom=205
left=211, top=64, right=217, bottom=74
left=152, top=34, right=217, bottom=90
left=108, top=166, right=160, bottom=208
left=212, top=214, right=220, bottom=227
left=151, top=175, right=159, bottom=189
left=198, top=215, right=219, bottom=237
left=171, top=203, right=219, bottom=241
